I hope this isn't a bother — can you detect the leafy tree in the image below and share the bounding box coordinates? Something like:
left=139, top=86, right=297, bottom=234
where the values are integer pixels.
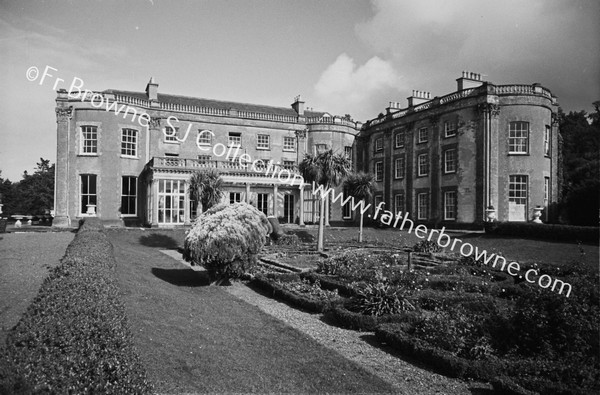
left=559, top=104, right=599, bottom=225
left=9, top=158, right=55, bottom=216
left=188, top=168, right=224, bottom=215
left=299, top=149, right=351, bottom=251
left=343, top=172, right=374, bottom=243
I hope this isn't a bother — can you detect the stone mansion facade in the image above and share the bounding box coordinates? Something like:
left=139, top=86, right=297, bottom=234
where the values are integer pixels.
left=53, top=72, right=559, bottom=228
left=53, top=79, right=359, bottom=228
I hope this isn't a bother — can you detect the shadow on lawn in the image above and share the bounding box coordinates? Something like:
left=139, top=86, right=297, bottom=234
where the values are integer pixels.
left=139, top=233, right=180, bottom=249
left=357, top=334, right=494, bottom=394
left=151, top=267, right=210, bottom=286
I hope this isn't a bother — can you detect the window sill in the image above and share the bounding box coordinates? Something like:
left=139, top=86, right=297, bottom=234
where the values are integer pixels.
left=164, top=140, right=180, bottom=144
left=443, top=171, right=457, bottom=175
left=416, top=174, right=429, bottom=178
left=508, top=153, right=529, bottom=156
left=256, top=147, right=270, bottom=151
left=120, top=214, right=137, bottom=218
left=283, top=148, right=296, bottom=152
left=394, top=146, right=405, bottom=149
left=120, top=155, right=139, bottom=160
left=394, top=176, right=405, bottom=180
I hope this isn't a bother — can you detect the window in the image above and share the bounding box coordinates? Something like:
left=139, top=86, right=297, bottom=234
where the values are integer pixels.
left=342, top=187, right=352, bottom=219
left=544, top=177, right=550, bottom=203
left=165, top=126, right=178, bottom=142
left=418, top=153, right=429, bottom=176
left=283, top=136, right=296, bottom=151
left=158, top=179, right=186, bottom=224
left=444, top=121, right=457, bottom=137
left=121, top=176, right=137, bottom=215
left=198, top=155, right=211, bottom=164
left=257, top=193, right=269, bottom=215
left=374, top=195, right=383, bottom=213
left=394, top=157, right=405, bottom=179
left=315, top=143, right=328, bottom=154
left=509, top=175, right=528, bottom=205
left=544, top=125, right=550, bottom=156
left=230, top=192, right=242, bottom=204
left=375, top=138, right=383, bottom=152
left=417, top=193, right=429, bottom=220
left=121, top=128, right=137, bottom=157
left=444, top=149, right=457, bottom=173
left=395, top=130, right=405, bottom=148
left=418, top=127, right=428, bottom=143
left=509, top=122, right=529, bottom=154
left=444, top=191, right=456, bottom=220
left=375, top=161, right=383, bottom=181
left=257, top=134, right=270, bottom=149
left=228, top=132, right=242, bottom=147
left=344, top=146, right=352, bottom=161
left=283, top=160, right=295, bottom=170
left=197, top=130, right=212, bottom=145
left=394, top=193, right=405, bottom=214
left=80, top=174, right=97, bottom=214
left=81, top=126, right=98, bottom=154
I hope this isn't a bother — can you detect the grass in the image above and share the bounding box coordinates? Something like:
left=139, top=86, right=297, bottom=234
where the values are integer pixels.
left=108, top=229, right=397, bottom=393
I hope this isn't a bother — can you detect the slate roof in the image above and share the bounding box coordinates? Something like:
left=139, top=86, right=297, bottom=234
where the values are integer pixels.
left=104, top=89, right=327, bottom=118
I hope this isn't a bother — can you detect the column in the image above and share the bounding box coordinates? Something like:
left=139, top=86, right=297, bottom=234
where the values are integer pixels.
left=272, top=184, right=278, bottom=218
left=299, top=185, right=305, bottom=226
left=246, top=183, right=251, bottom=203
left=152, top=179, right=159, bottom=227
left=184, top=181, right=191, bottom=225
left=52, top=105, right=72, bottom=227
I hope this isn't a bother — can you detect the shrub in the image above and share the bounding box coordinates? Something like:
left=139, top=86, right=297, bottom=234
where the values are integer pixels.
left=78, top=216, right=104, bottom=232
left=275, top=233, right=300, bottom=246
left=0, top=224, right=152, bottom=394
left=412, top=240, right=442, bottom=253
left=183, top=202, right=271, bottom=283
left=351, top=282, right=415, bottom=316
left=484, top=221, right=599, bottom=243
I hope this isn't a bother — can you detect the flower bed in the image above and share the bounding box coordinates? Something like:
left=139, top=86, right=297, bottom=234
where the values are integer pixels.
left=0, top=218, right=152, bottom=394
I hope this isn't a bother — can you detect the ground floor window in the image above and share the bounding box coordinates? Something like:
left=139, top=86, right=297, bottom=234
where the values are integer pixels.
left=230, top=192, right=242, bottom=204
left=257, top=193, right=269, bottom=215
left=80, top=174, right=97, bottom=214
left=121, top=176, right=137, bottom=215
left=158, top=179, right=185, bottom=224
left=394, top=193, right=404, bottom=214
left=508, top=175, right=528, bottom=221
left=342, top=187, right=352, bottom=219
left=417, top=192, right=428, bottom=220
left=443, top=191, right=456, bottom=220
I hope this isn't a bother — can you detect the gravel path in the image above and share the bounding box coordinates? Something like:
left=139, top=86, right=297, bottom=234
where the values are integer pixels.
left=0, top=231, right=75, bottom=345
left=224, top=282, right=492, bottom=395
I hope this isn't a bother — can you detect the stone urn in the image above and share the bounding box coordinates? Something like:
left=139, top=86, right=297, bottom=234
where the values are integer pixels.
left=86, top=204, right=97, bottom=216
left=532, top=206, right=543, bottom=224
left=12, top=214, right=23, bottom=228
left=485, top=206, right=496, bottom=222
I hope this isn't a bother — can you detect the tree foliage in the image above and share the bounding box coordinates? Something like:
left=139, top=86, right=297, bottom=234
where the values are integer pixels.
left=182, top=202, right=271, bottom=284
left=559, top=103, right=599, bottom=226
left=0, top=158, right=54, bottom=216
left=188, top=168, right=224, bottom=214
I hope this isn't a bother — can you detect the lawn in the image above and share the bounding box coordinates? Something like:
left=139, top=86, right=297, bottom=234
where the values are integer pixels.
left=108, top=229, right=397, bottom=394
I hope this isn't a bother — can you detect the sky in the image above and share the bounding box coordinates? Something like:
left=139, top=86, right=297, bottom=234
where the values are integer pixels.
left=0, top=0, right=598, bottom=181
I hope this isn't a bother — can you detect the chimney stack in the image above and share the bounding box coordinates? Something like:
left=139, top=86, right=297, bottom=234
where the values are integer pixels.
left=291, top=95, right=305, bottom=116
left=457, top=71, right=484, bottom=91
left=146, top=77, right=158, bottom=101
left=407, top=90, right=431, bottom=107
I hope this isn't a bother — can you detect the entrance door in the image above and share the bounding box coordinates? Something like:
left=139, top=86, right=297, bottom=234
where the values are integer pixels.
left=283, top=194, right=294, bottom=223
left=508, top=175, right=527, bottom=222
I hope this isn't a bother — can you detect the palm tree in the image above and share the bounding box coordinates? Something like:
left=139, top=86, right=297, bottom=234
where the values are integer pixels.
left=343, top=172, right=374, bottom=243
left=189, top=168, right=224, bottom=215
left=299, top=149, right=351, bottom=252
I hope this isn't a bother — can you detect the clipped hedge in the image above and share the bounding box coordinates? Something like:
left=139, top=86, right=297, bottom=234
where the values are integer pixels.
left=250, top=274, right=335, bottom=313
left=484, top=221, right=599, bottom=243
left=0, top=218, right=152, bottom=394
left=326, top=305, right=420, bottom=332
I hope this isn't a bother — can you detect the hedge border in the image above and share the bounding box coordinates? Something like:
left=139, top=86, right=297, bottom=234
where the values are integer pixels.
left=0, top=218, right=152, bottom=394
left=484, top=221, right=599, bottom=243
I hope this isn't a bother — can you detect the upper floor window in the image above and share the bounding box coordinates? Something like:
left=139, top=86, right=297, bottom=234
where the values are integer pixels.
left=443, top=149, right=457, bottom=174
left=344, top=146, right=353, bottom=161
left=444, top=121, right=457, bottom=137
left=544, top=125, right=550, bottom=156
left=509, top=122, right=529, bottom=154
left=418, top=127, right=428, bottom=143
left=394, top=157, right=405, bottom=179
left=375, top=137, right=383, bottom=152
left=121, top=128, right=137, bottom=157
left=81, top=125, right=98, bottom=154
left=283, top=136, right=296, bottom=151
left=164, top=126, right=178, bottom=143
left=283, top=160, right=295, bottom=170
left=375, top=161, right=383, bottom=181
left=315, top=143, right=328, bottom=154
left=257, top=134, right=270, bottom=150
left=230, top=192, right=242, bottom=204
left=197, top=130, right=212, bottom=145
left=417, top=192, right=429, bottom=220
left=395, top=130, right=405, bottom=148
left=394, top=193, right=405, bottom=214
left=198, top=155, right=211, bottom=164
left=228, top=132, right=242, bottom=147
left=417, top=153, right=429, bottom=176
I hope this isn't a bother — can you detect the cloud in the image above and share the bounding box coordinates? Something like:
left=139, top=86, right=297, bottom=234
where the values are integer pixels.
left=313, top=53, right=403, bottom=120
left=354, top=0, right=600, bottom=114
